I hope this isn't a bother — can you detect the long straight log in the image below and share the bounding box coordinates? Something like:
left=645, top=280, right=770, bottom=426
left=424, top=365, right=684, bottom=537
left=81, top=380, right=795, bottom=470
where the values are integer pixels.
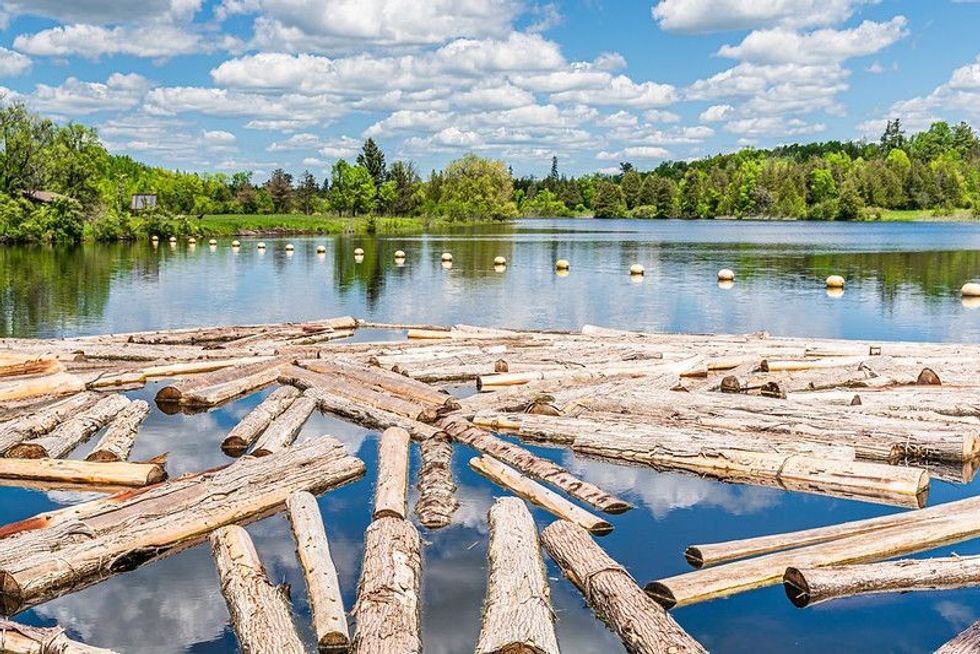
left=210, top=525, right=305, bottom=654
left=0, top=456, right=166, bottom=487
left=286, top=491, right=350, bottom=653
left=221, top=386, right=301, bottom=456
left=475, top=498, right=559, bottom=654
left=0, top=352, right=61, bottom=378
left=414, top=433, right=458, bottom=529
left=938, top=620, right=980, bottom=654
left=0, top=436, right=364, bottom=614
left=0, top=619, right=119, bottom=654
left=85, top=400, right=150, bottom=462
left=439, top=416, right=631, bottom=514
left=251, top=395, right=317, bottom=457
left=783, top=555, right=980, bottom=608
left=284, top=367, right=438, bottom=423
left=0, top=392, right=99, bottom=454
left=7, top=394, right=131, bottom=459
left=297, top=359, right=458, bottom=411
left=351, top=516, right=422, bottom=654
left=646, top=495, right=980, bottom=609
left=141, top=356, right=271, bottom=379
left=154, top=358, right=286, bottom=406
left=298, top=385, right=441, bottom=441
left=0, top=371, right=86, bottom=402
left=119, top=316, right=356, bottom=346
left=760, top=356, right=870, bottom=372
left=470, top=456, right=612, bottom=535
left=374, top=427, right=410, bottom=520
left=541, top=520, right=706, bottom=654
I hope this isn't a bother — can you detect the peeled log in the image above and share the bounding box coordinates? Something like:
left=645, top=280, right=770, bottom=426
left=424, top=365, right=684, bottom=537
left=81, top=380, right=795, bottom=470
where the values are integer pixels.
left=0, top=456, right=166, bottom=487
left=784, top=555, right=980, bottom=608
left=250, top=395, right=317, bottom=457
left=86, top=400, right=150, bottom=462
left=284, top=367, right=438, bottom=423
left=438, top=416, right=631, bottom=514
left=541, top=520, right=706, bottom=654
left=297, top=359, right=457, bottom=411
left=0, top=436, right=364, bottom=615
left=298, top=385, right=440, bottom=441
left=470, top=456, right=612, bottom=535
left=0, top=619, right=118, bottom=654
left=0, top=371, right=86, bottom=402
left=154, top=358, right=286, bottom=406
left=374, top=427, right=410, bottom=520
left=937, top=620, right=980, bottom=654
left=7, top=394, right=131, bottom=459
left=475, top=498, right=559, bottom=654
left=286, top=491, right=350, bottom=653
left=210, top=525, right=305, bottom=654
left=351, top=516, right=422, bottom=654
left=0, top=392, right=99, bottom=455
left=414, top=433, right=458, bottom=529
left=221, top=386, right=300, bottom=456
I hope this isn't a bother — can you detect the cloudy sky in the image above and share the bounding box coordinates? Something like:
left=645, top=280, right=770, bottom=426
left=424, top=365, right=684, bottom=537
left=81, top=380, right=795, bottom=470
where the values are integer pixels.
left=0, top=0, right=977, bottom=178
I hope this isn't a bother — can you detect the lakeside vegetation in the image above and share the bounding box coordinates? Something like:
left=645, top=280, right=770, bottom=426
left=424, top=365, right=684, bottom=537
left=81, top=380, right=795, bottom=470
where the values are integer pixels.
left=0, top=99, right=978, bottom=244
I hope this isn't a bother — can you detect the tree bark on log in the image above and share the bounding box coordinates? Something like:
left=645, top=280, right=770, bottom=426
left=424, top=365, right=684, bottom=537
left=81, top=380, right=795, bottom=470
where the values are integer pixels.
left=154, top=358, right=287, bottom=406
left=937, top=620, right=980, bottom=654
left=298, top=385, right=441, bottom=441
left=0, top=436, right=364, bottom=614
left=470, top=456, right=612, bottom=535
left=0, top=457, right=166, bottom=487
left=286, top=491, right=350, bottom=653
left=438, top=416, right=631, bottom=514
left=783, top=555, right=980, bottom=608
left=374, top=427, right=410, bottom=520
left=475, top=497, right=560, bottom=654
left=210, top=525, right=305, bottom=654
left=0, top=392, right=99, bottom=455
left=250, top=396, right=317, bottom=457
left=283, top=367, right=438, bottom=423
left=351, top=516, right=422, bottom=654
left=414, top=433, right=458, bottom=529
left=85, top=400, right=150, bottom=462
left=7, top=394, right=131, bottom=459
left=221, top=386, right=300, bottom=456
left=0, top=619, right=119, bottom=654
left=297, top=359, right=458, bottom=411
left=541, top=520, right=706, bottom=654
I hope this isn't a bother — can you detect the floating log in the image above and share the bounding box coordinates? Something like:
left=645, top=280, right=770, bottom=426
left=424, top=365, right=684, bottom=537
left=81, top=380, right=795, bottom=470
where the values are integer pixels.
left=0, top=371, right=86, bottom=402
left=374, top=427, right=411, bottom=520
left=85, top=400, right=150, bottom=462
left=0, top=456, right=166, bottom=487
left=284, top=367, right=438, bottom=423
left=938, top=620, right=980, bottom=654
left=351, top=516, right=422, bottom=654
left=121, top=316, right=357, bottom=346
left=221, top=386, right=301, bottom=456
left=470, top=456, right=612, bottom=535
left=297, top=359, right=457, bottom=411
left=783, top=555, right=980, bottom=608
left=251, top=395, right=317, bottom=457
left=0, top=392, right=99, bottom=454
left=438, top=416, right=631, bottom=514
left=541, top=520, right=706, bottom=654
left=141, top=356, right=271, bottom=379
left=154, top=357, right=286, bottom=406
left=286, top=491, right=350, bottom=653
left=414, top=432, right=458, bottom=529
left=210, top=525, right=305, bottom=654
left=0, top=618, right=118, bottom=654
left=646, top=495, right=980, bottom=609
left=760, top=356, right=869, bottom=372
left=299, top=386, right=440, bottom=441
left=6, top=394, right=132, bottom=459
left=406, top=328, right=452, bottom=340
left=0, top=352, right=62, bottom=378
left=0, top=436, right=364, bottom=614
left=475, top=498, right=559, bottom=654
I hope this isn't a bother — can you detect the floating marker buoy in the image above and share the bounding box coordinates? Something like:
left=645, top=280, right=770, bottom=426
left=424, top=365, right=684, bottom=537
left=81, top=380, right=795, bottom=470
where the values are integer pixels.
left=316, top=245, right=326, bottom=253
left=394, top=250, right=406, bottom=259
left=826, top=275, right=845, bottom=289
left=285, top=243, right=294, bottom=251
left=208, top=239, right=217, bottom=246
left=826, top=287, right=844, bottom=299
left=232, top=240, right=241, bottom=247
left=441, top=252, right=453, bottom=262
left=151, top=235, right=159, bottom=242
left=354, top=247, right=365, bottom=256
left=718, top=268, right=735, bottom=281
left=187, top=237, right=197, bottom=244
left=256, top=242, right=265, bottom=249
left=169, top=236, right=177, bottom=244
left=718, top=280, right=734, bottom=290
left=555, top=259, right=570, bottom=271
left=494, top=256, right=506, bottom=266
left=962, top=282, right=980, bottom=297
left=630, top=264, right=645, bottom=276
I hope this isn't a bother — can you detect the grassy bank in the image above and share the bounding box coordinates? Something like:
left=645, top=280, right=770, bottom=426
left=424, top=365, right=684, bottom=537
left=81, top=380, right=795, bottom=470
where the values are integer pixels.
left=195, top=214, right=435, bottom=236
left=869, top=208, right=976, bottom=222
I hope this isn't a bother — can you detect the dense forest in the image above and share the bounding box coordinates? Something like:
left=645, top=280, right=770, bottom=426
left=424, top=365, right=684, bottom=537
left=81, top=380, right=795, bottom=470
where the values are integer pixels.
left=0, top=99, right=978, bottom=243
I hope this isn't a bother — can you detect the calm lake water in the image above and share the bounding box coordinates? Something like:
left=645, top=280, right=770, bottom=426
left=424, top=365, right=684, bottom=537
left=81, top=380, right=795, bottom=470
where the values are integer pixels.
left=3, top=218, right=980, bottom=653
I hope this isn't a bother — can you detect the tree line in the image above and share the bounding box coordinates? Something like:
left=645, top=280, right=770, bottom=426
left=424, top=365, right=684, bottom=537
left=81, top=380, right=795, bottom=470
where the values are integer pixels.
left=0, top=97, right=978, bottom=243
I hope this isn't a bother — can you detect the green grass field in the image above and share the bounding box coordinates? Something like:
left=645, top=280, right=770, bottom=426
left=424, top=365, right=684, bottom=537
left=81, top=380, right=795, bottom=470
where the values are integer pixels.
left=195, top=214, right=435, bottom=236
left=870, top=208, right=976, bottom=222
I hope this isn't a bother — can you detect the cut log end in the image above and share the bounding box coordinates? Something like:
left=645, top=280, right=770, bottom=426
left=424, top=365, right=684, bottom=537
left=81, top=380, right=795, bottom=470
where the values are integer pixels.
left=684, top=547, right=705, bottom=569
left=0, top=570, right=23, bottom=615
left=221, top=438, right=248, bottom=457
left=643, top=582, right=677, bottom=609
left=917, top=368, right=942, bottom=386
left=85, top=450, right=122, bottom=463
left=720, top=376, right=741, bottom=394
left=154, top=387, right=182, bottom=403
left=4, top=444, right=47, bottom=459
left=782, top=567, right=812, bottom=608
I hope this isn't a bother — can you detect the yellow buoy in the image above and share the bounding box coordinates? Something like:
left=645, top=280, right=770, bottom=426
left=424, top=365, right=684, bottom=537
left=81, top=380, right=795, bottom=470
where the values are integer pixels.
left=494, top=256, right=507, bottom=266
left=394, top=250, right=406, bottom=259
left=962, top=282, right=980, bottom=298
left=441, top=252, right=453, bottom=262
left=208, top=239, right=217, bottom=246
left=150, top=235, right=159, bottom=242
left=718, top=280, right=734, bottom=290
left=825, top=275, right=845, bottom=289
left=717, top=268, right=735, bottom=282
left=168, top=236, right=177, bottom=244
left=232, top=240, right=241, bottom=248
left=556, top=269, right=570, bottom=278
left=316, top=245, right=326, bottom=253
left=629, top=264, right=645, bottom=276
left=187, top=237, right=197, bottom=244
left=285, top=243, right=295, bottom=251
left=256, top=242, right=266, bottom=249
left=354, top=247, right=365, bottom=256
left=826, top=287, right=845, bottom=299
left=555, top=259, right=570, bottom=271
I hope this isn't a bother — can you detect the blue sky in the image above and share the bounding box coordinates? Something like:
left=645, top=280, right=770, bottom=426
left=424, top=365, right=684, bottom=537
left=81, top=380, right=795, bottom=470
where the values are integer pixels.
left=0, top=0, right=978, bottom=179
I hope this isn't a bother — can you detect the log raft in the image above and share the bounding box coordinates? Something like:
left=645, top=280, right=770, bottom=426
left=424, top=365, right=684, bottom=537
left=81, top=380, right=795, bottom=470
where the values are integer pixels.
left=250, top=394, right=317, bottom=456
left=86, top=399, right=150, bottom=462
left=6, top=394, right=131, bottom=459
left=414, top=432, right=458, bottom=529
left=373, top=426, right=411, bottom=520
left=221, top=386, right=300, bottom=456
left=0, top=618, right=119, bottom=654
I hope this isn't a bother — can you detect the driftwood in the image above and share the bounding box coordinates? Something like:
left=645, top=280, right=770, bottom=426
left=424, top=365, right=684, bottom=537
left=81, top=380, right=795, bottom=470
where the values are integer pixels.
left=0, top=619, right=118, bottom=654
left=0, top=457, right=165, bottom=487
left=475, top=498, right=559, bottom=654
left=937, top=620, right=980, bottom=654
left=211, top=525, right=305, bottom=654
left=470, top=456, right=612, bottom=535
left=154, top=357, right=284, bottom=406
left=783, top=555, right=980, bottom=607
left=0, top=436, right=364, bottom=614
left=541, top=520, right=706, bottom=654
left=286, top=491, right=350, bottom=652
left=7, top=394, right=131, bottom=459
left=351, top=516, right=422, bottom=654
left=374, top=427, right=411, bottom=520
left=0, top=392, right=100, bottom=454
left=251, top=395, right=317, bottom=456
left=221, top=386, right=301, bottom=456
left=85, top=400, right=150, bottom=462
left=414, top=433, right=458, bottom=529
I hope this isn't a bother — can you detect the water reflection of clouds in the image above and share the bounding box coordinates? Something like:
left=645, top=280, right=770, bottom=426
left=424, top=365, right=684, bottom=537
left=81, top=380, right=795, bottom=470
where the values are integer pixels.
left=936, top=600, right=978, bottom=632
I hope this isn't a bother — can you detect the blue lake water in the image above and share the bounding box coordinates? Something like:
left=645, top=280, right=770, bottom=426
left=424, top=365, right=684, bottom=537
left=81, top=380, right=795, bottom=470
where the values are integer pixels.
left=2, top=218, right=980, bottom=653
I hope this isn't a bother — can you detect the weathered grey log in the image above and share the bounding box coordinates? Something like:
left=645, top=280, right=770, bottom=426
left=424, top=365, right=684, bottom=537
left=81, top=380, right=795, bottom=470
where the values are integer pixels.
left=0, top=618, right=119, bottom=653
left=414, top=433, right=458, bottom=529
left=297, top=358, right=458, bottom=410
left=297, top=385, right=441, bottom=441
left=0, top=436, right=364, bottom=614
left=784, top=555, right=980, bottom=607
left=211, top=525, right=305, bottom=654
left=251, top=395, right=317, bottom=456
left=221, top=386, right=300, bottom=456
left=475, top=498, right=559, bottom=654
left=6, top=394, right=131, bottom=459
left=374, top=426, right=411, bottom=520
left=351, top=516, right=422, bottom=654
left=541, top=520, right=706, bottom=654
left=154, top=357, right=285, bottom=406
left=284, top=367, right=438, bottom=423
left=85, top=400, right=150, bottom=462
left=0, top=392, right=99, bottom=455
left=286, top=491, right=350, bottom=653
left=937, top=619, right=980, bottom=653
